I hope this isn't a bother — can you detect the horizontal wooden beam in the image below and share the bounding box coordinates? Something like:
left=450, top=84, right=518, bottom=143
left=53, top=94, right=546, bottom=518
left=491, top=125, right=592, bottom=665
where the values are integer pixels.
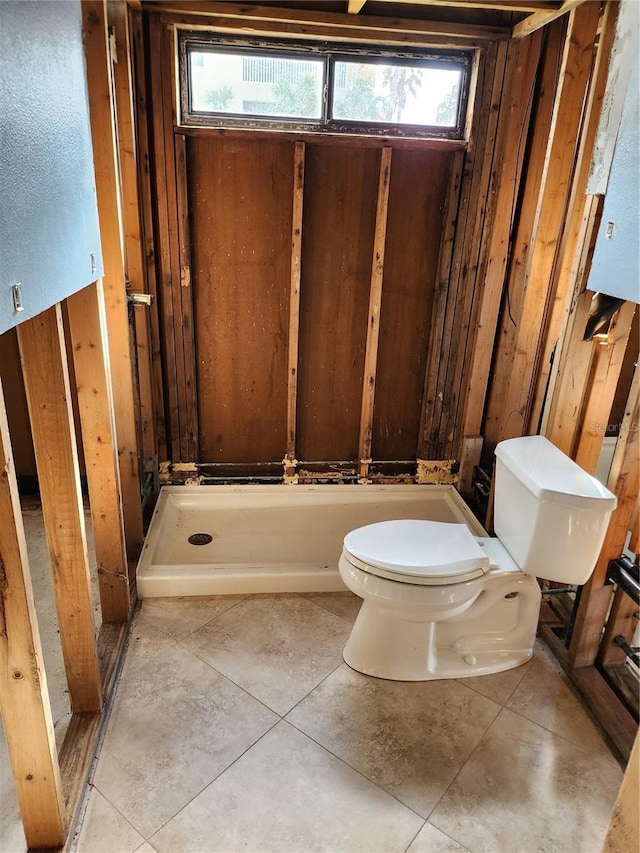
left=154, top=0, right=512, bottom=42
left=375, top=0, right=560, bottom=11
left=512, top=0, right=587, bottom=38
left=0, top=377, right=67, bottom=849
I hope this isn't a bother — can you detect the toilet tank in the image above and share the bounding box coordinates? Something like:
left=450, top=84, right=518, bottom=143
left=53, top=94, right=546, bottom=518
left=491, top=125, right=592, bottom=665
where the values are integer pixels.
left=494, top=436, right=617, bottom=585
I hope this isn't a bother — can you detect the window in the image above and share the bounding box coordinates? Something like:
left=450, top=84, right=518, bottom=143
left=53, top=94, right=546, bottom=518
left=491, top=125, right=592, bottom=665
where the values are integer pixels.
left=180, top=35, right=471, bottom=139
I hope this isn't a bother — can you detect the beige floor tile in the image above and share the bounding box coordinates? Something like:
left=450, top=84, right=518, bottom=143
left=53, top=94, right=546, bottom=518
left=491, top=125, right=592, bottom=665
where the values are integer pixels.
left=93, top=643, right=278, bottom=837
left=287, top=664, right=501, bottom=817
left=301, top=591, right=362, bottom=622
left=134, top=845, right=157, bottom=852
left=459, top=656, right=531, bottom=706
left=181, top=594, right=351, bottom=715
left=407, top=822, right=470, bottom=852
left=505, top=641, right=613, bottom=758
left=74, top=788, right=144, bottom=853
left=124, top=595, right=246, bottom=674
left=150, top=720, right=424, bottom=853
left=429, top=707, right=623, bottom=853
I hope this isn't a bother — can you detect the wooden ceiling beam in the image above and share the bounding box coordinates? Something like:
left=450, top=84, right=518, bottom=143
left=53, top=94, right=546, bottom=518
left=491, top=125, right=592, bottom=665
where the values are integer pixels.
left=152, top=1, right=512, bottom=42
left=369, top=0, right=561, bottom=13
left=512, top=0, right=587, bottom=38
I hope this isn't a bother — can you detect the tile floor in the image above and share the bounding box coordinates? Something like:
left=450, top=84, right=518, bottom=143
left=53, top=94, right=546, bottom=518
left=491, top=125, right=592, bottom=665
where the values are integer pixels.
left=65, top=591, right=623, bottom=853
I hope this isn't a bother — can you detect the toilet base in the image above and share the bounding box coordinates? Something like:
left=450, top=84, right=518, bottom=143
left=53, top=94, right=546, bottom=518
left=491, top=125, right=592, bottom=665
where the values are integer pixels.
left=342, top=576, right=540, bottom=681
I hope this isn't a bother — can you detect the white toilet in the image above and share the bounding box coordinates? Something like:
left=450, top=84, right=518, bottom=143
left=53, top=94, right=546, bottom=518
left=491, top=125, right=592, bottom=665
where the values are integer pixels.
left=338, top=436, right=617, bottom=681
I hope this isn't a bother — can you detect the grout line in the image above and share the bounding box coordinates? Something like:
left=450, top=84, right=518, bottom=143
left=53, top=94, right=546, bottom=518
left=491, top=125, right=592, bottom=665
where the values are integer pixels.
left=284, top=716, right=426, bottom=822
left=295, top=590, right=360, bottom=624
left=146, top=716, right=283, bottom=844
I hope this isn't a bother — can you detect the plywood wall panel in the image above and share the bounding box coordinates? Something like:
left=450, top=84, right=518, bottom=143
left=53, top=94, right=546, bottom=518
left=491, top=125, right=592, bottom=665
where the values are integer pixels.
left=189, top=137, right=293, bottom=462
left=373, top=149, right=453, bottom=461
left=297, top=145, right=379, bottom=463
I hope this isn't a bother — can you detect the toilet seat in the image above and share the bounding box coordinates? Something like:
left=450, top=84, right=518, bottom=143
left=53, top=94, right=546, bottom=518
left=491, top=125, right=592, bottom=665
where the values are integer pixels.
left=342, top=519, right=491, bottom=586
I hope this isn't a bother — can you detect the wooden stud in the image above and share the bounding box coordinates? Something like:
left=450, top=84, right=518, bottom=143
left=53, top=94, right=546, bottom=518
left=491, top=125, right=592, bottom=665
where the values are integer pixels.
left=175, top=133, right=199, bottom=462
left=67, top=281, right=131, bottom=622
left=543, top=288, right=598, bottom=455
left=83, top=0, right=144, bottom=560
left=512, top=0, right=587, bottom=38
left=497, top=3, right=601, bottom=444
left=347, top=0, right=367, bottom=12
left=0, top=377, right=67, bottom=849
left=482, top=19, right=565, bottom=455
left=358, top=147, right=392, bottom=481
left=569, top=367, right=639, bottom=669
left=416, top=148, right=464, bottom=460
left=108, top=0, right=158, bottom=469
left=575, top=303, right=636, bottom=473
left=284, top=142, right=306, bottom=481
left=420, top=39, right=510, bottom=461
left=130, top=7, right=167, bottom=462
left=529, top=2, right=620, bottom=434
left=446, top=38, right=509, bottom=458
left=17, top=306, right=102, bottom=712
left=460, top=31, right=544, bottom=455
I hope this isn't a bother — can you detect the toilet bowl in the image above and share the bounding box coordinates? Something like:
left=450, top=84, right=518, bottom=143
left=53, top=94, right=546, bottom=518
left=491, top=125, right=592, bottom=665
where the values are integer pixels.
left=338, top=436, right=617, bottom=681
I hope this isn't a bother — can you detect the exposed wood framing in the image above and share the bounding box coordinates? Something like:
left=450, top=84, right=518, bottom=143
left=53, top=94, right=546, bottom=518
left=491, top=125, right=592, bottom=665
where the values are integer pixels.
left=155, top=0, right=511, bottom=46
left=373, top=0, right=560, bottom=9
left=130, top=7, right=167, bottom=460
left=482, top=18, right=565, bottom=458
left=17, top=306, right=102, bottom=713
left=284, top=141, right=305, bottom=482
left=529, top=1, right=621, bottom=435
left=569, top=367, right=640, bottom=669
left=175, top=133, right=199, bottom=461
left=417, top=149, right=464, bottom=460
left=496, top=2, right=601, bottom=444
left=459, top=29, right=544, bottom=483
left=358, top=147, right=392, bottom=481
left=147, top=12, right=199, bottom=463
left=574, top=302, right=636, bottom=473
left=108, top=0, right=158, bottom=469
left=512, top=0, right=587, bottom=38
left=84, top=0, right=144, bottom=559
left=0, top=377, right=66, bottom=849
left=67, top=282, right=131, bottom=622
left=603, top=733, right=640, bottom=853
left=347, top=0, right=367, bottom=12
left=419, top=38, right=510, bottom=463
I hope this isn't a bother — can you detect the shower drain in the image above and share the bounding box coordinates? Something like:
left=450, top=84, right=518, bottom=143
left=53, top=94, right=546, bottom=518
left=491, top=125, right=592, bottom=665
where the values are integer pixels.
left=188, top=533, right=213, bottom=546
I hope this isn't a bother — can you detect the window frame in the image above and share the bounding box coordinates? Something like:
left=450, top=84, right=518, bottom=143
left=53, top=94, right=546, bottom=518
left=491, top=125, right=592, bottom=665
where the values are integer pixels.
left=178, top=32, right=473, bottom=141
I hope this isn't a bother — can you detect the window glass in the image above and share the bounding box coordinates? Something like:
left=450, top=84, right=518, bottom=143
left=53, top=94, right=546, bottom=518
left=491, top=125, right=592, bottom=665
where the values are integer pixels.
left=331, top=60, right=462, bottom=127
left=189, top=49, right=324, bottom=119
left=181, top=37, right=471, bottom=139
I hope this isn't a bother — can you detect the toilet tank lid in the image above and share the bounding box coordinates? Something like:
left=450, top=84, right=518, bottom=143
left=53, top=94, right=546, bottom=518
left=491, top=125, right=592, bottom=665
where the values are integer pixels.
left=495, top=436, right=617, bottom=510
